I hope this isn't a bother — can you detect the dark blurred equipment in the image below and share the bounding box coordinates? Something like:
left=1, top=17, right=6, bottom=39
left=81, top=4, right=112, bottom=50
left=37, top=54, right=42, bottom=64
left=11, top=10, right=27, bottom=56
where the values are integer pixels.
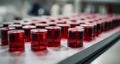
left=29, top=3, right=40, bottom=16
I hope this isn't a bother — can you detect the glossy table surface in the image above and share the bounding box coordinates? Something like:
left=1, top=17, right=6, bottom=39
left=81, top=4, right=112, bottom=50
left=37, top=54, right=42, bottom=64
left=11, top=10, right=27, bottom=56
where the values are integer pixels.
left=91, top=39, right=120, bottom=64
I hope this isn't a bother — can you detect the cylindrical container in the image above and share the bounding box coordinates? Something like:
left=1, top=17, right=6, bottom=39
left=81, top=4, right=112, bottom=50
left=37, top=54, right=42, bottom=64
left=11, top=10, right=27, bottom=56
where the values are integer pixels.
left=45, top=26, right=61, bottom=47
left=68, top=28, right=84, bottom=48
left=31, top=29, right=47, bottom=51
left=0, top=28, right=9, bottom=46
left=96, top=21, right=102, bottom=36
left=57, top=24, right=70, bottom=39
left=103, top=18, right=113, bottom=32
left=81, top=24, right=94, bottom=42
left=104, top=19, right=109, bottom=32
left=8, top=30, right=25, bottom=52
left=23, top=25, right=36, bottom=42
left=88, top=22, right=97, bottom=39
left=36, top=24, right=48, bottom=29
left=92, top=23, right=97, bottom=39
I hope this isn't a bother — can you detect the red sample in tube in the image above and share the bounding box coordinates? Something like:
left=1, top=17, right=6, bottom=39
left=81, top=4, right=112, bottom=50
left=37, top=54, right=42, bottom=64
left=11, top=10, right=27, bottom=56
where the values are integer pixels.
left=46, top=26, right=61, bottom=47
left=81, top=24, right=94, bottom=42
left=57, top=24, right=70, bottom=39
left=8, top=30, right=25, bottom=52
left=88, top=22, right=97, bottom=39
left=68, top=28, right=84, bottom=48
left=23, top=25, right=36, bottom=42
left=0, top=28, right=9, bottom=46
left=96, top=21, right=102, bottom=36
left=31, top=29, right=47, bottom=51
left=92, top=23, right=97, bottom=39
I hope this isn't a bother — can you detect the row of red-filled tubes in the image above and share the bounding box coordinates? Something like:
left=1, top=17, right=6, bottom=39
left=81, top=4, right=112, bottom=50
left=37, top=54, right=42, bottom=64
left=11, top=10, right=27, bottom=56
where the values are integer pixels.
left=0, top=14, right=120, bottom=52
left=0, top=27, right=84, bottom=52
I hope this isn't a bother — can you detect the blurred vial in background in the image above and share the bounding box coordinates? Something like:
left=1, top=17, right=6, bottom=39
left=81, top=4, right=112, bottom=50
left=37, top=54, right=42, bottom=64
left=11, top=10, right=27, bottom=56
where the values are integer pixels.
left=99, top=5, right=107, bottom=14
left=51, top=4, right=60, bottom=16
left=62, top=3, right=74, bottom=16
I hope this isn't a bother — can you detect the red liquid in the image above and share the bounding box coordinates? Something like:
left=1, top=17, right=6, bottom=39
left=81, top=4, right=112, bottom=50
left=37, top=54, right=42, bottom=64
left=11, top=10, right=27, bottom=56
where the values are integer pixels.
left=46, top=26, right=61, bottom=47
left=23, top=26, right=36, bottom=42
left=108, top=21, right=112, bottom=31
left=104, top=20, right=109, bottom=32
left=0, top=28, right=8, bottom=46
left=57, top=24, right=70, bottom=39
left=68, top=28, right=84, bottom=48
left=31, top=29, right=47, bottom=51
left=88, top=22, right=97, bottom=39
left=81, top=24, right=94, bottom=42
left=96, top=22, right=102, bottom=37
left=93, top=23, right=97, bottom=38
left=104, top=18, right=112, bottom=31
left=8, top=30, right=24, bottom=52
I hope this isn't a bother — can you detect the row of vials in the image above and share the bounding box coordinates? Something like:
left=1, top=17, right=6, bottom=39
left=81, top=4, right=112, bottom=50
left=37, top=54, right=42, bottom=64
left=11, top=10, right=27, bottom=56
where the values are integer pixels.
left=0, top=13, right=120, bottom=53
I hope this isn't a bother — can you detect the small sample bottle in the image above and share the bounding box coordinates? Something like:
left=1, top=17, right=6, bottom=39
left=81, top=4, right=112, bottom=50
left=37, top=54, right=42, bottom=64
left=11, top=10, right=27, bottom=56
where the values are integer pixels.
left=22, top=25, right=36, bottom=42
left=57, top=24, right=70, bottom=39
left=45, top=26, right=61, bottom=47
left=31, top=29, right=47, bottom=51
left=0, top=28, right=9, bottom=46
left=8, top=30, right=25, bottom=52
left=68, top=28, right=84, bottom=48
left=81, top=24, right=94, bottom=42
